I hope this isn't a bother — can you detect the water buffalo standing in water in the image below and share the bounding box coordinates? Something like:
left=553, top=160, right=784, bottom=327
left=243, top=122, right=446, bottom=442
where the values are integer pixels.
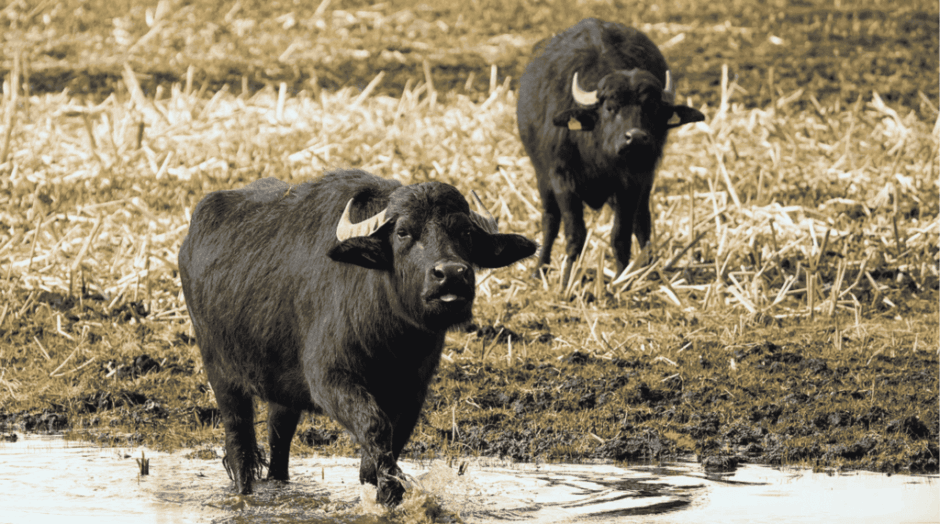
left=178, top=169, right=537, bottom=505
left=517, top=17, right=705, bottom=282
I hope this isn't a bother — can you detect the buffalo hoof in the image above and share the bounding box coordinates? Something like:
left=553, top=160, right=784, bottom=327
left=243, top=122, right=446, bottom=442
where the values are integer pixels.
left=531, top=266, right=551, bottom=280
left=234, top=478, right=253, bottom=495
left=377, top=475, right=405, bottom=506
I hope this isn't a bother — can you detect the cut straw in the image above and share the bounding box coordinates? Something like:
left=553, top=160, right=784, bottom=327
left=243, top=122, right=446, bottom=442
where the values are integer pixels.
left=0, top=50, right=21, bottom=166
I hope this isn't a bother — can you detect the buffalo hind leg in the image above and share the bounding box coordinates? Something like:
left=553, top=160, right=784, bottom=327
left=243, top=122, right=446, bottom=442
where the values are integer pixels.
left=214, top=383, right=264, bottom=494
left=267, top=402, right=302, bottom=481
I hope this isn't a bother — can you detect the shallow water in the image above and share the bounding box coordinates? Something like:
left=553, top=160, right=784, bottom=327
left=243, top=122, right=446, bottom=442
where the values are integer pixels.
left=0, top=434, right=936, bottom=524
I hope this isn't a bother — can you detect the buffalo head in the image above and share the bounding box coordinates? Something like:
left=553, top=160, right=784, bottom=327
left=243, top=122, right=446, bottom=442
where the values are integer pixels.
left=552, top=69, right=705, bottom=163
left=327, top=182, right=536, bottom=330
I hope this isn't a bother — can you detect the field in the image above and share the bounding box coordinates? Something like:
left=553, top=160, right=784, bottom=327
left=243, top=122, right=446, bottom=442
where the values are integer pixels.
left=0, top=0, right=937, bottom=495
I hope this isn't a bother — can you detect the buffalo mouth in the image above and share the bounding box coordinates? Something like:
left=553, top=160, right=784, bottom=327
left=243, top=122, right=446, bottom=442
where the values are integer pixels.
left=615, top=143, right=659, bottom=168
left=422, top=287, right=474, bottom=328
left=424, top=282, right=475, bottom=318
left=425, top=287, right=473, bottom=306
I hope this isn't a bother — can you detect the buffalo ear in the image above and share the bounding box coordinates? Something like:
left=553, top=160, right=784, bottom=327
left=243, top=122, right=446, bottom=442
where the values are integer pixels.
left=552, top=108, right=598, bottom=131
left=327, top=236, right=392, bottom=270
left=665, top=104, right=705, bottom=129
left=471, top=233, right=538, bottom=269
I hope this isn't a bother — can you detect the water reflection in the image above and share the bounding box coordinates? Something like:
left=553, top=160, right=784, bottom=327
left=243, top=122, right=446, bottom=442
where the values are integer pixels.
left=0, top=434, right=936, bottom=523
left=0, top=434, right=219, bottom=524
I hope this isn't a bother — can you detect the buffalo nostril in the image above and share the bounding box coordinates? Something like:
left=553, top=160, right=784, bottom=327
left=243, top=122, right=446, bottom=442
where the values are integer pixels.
left=432, top=262, right=467, bottom=282
left=624, top=129, right=649, bottom=147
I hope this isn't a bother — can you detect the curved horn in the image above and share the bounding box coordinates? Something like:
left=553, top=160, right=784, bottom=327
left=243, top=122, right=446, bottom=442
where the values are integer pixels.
left=571, top=72, right=599, bottom=106
left=469, top=190, right=498, bottom=234
left=662, top=70, right=676, bottom=105
left=336, top=199, right=390, bottom=241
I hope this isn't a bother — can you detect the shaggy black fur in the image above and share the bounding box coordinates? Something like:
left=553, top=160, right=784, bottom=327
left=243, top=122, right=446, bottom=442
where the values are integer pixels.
left=178, top=169, right=535, bottom=505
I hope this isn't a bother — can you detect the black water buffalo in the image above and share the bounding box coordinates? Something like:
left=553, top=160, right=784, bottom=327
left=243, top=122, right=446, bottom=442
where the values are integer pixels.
left=517, top=17, right=705, bottom=282
left=178, top=169, right=536, bottom=505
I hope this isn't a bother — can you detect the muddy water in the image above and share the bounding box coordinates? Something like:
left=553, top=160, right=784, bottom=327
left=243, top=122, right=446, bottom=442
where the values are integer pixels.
left=1, top=435, right=936, bottom=524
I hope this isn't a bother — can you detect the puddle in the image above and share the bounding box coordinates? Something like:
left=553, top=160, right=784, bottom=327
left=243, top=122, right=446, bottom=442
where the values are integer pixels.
left=0, top=434, right=222, bottom=524
left=0, top=434, right=936, bottom=523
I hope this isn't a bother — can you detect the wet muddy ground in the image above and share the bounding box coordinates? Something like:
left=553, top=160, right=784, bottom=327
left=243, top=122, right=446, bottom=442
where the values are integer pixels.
left=0, top=286, right=936, bottom=477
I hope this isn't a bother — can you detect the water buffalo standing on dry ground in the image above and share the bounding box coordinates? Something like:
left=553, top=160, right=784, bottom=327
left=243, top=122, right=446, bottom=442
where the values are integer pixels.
left=517, top=17, right=705, bottom=282
left=178, top=169, right=537, bottom=505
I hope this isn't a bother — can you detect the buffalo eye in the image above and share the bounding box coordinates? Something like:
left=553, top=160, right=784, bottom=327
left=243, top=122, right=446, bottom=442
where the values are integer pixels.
left=395, top=223, right=414, bottom=241
left=639, top=91, right=658, bottom=110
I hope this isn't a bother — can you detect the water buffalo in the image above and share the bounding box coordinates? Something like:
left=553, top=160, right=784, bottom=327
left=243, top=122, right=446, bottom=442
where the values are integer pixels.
left=517, top=17, right=705, bottom=282
left=178, top=169, right=536, bottom=505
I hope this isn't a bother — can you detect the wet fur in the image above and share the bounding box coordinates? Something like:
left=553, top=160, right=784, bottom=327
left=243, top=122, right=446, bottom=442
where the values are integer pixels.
left=178, top=169, right=536, bottom=504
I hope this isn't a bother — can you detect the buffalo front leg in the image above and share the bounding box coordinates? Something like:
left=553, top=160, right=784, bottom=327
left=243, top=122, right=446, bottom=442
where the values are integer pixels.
left=535, top=179, right=562, bottom=276
left=556, top=189, right=586, bottom=287
left=318, top=371, right=404, bottom=506
left=611, top=189, right=644, bottom=276
left=212, top=383, right=263, bottom=495
left=266, top=402, right=302, bottom=481
left=390, top=388, right=431, bottom=460
left=632, top=184, right=653, bottom=250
